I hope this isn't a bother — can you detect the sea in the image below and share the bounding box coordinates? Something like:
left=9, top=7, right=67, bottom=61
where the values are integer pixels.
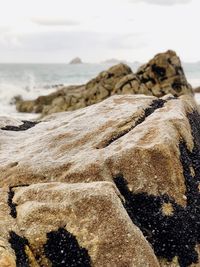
left=0, top=62, right=200, bottom=119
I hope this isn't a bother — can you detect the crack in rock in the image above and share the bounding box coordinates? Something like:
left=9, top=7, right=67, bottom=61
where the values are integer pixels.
left=99, top=99, right=166, bottom=148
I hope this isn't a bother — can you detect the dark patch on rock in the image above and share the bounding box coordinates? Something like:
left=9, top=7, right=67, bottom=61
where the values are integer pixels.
left=9, top=231, right=30, bottom=267
left=107, top=73, right=115, bottom=79
left=113, top=111, right=200, bottom=267
left=152, top=64, right=166, bottom=78
left=137, top=70, right=144, bottom=75
left=172, top=81, right=183, bottom=93
left=44, top=227, right=91, bottom=267
left=1, top=120, right=38, bottom=131
left=160, top=76, right=168, bottom=82
left=7, top=187, right=17, bottom=218
left=168, top=58, right=172, bottom=64
left=134, top=99, right=166, bottom=126
left=140, top=76, right=156, bottom=85
left=114, top=174, right=199, bottom=267
left=165, top=96, right=178, bottom=101
left=98, top=99, right=166, bottom=148
left=176, top=66, right=184, bottom=76
left=7, top=184, right=30, bottom=218
left=119, top=78, right=139, bottom=91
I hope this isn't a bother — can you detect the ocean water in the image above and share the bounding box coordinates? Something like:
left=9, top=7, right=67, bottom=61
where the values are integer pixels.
left=0, top=63, right=200, bottom=119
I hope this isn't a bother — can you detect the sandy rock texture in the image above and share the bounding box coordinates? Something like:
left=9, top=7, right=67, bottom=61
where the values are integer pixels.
left=0, top=95, right=194, bottom=204
left=0, top=182, right=159, bottom=267
left=15, top=50, right=193, bottom=117
left=1, top=93, right=200, bottom=266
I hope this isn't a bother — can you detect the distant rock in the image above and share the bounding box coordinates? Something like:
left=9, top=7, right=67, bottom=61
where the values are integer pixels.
left=194, top=86, right=200, bottom=93
left=16, top=50, right=193, bottom=117
left=69, top=57, right=82, bottom=64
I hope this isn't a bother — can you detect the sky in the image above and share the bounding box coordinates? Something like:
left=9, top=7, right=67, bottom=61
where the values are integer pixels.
left=0, top=0, right=199, bottom=63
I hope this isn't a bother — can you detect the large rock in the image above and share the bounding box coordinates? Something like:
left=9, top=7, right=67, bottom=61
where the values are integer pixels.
left=114, top=50, right=193, bottom=97
left=16, top=50, right=193, bottom=117
left=2, top=94, right=194, bottom=204
left=1, top=94, right=200, bottom=266
left=0, top=182, right=159, bottom=266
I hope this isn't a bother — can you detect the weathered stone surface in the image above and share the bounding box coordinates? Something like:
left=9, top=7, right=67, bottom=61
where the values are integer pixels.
left=1, top=94, right=200, bottom=266
left=16, top=85, right=84, bottom=114
left=0, top=239, right=16, bottom=267
left=114, top=50, right=193, bottom=97
left=135, top=50, right=193, bottom=97
left=16, top=50, right=192, bottom=117
left=1, top=95, right=194, bottom=204
left=0, top=182, right=158, bottom=267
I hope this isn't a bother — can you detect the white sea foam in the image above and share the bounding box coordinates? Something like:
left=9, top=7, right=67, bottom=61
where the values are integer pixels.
left=0, top=81, right=57, bottom=119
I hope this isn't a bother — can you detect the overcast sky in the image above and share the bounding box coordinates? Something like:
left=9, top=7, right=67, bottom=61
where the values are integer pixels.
left=0, top=0, right=198, bottom=63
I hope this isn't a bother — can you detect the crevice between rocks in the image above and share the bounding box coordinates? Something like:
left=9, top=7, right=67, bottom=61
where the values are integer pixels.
left=97, top=98, right=166, bottom=149
left=113, top=110, right=200, bottom=267
left=7, top=187, right=17, bottom=218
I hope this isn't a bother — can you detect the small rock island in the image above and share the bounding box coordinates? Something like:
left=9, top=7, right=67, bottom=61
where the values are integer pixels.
left=69, top=57, right=83, bottom=64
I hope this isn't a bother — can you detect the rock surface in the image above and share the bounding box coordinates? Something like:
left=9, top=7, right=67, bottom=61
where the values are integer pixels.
left=2, top=95, right=194, bottom=204
left=16, top=50, right=193, bottom=117
left=1, top=94, right=200, bottom=266
left=0, top=182, right=159, bottom=266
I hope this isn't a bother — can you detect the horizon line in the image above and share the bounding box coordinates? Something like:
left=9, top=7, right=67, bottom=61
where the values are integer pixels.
left=0, top=60, right=200, bottom=64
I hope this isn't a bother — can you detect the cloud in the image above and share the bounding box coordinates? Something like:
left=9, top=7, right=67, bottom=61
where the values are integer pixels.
left=131, top=0, right=192, bottom=5
left=31, top=18, right=80, bottom=27
left=106, top=33, right=147, bottom=50
left=1, top=31, right=142, bottom=52
left=0, top=30, right=146, bottom=62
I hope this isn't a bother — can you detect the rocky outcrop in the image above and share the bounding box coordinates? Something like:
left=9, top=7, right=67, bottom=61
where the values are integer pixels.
left=1, top=94, right=200, bottom=266
left=16, top=63, right=132, bottom=116
left=16, top=50, right=193, bottom=117
left=115, top=50, right=192, bottom=97
left=69, top=57, right=82, bottom=64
